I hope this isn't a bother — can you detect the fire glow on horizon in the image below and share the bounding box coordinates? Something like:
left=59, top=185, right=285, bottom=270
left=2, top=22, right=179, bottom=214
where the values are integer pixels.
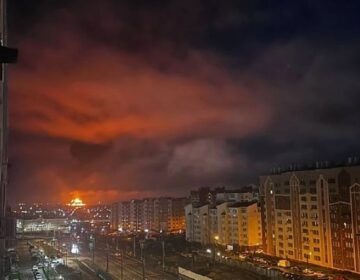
left=67, top=198, right=85, bottom=207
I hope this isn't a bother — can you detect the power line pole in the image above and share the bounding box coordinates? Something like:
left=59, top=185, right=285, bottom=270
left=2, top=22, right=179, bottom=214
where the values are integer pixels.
left=140, top=240, right=145, bottom=280
left=106, top=237, right=109, bottom=272
left=120, top=250, right=123, bottom=280
left=133, top=235, right=136, bottom=257
left=0, top=1, right=17, bottom=278
left=161, top=239, right=165, bottom=271
left=0, top=1, right=8, bottom=278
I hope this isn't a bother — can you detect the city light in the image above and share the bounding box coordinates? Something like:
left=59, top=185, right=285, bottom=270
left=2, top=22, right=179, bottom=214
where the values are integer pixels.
left=206, top=248, right=212, bottom=254
left=71, top=244, right=79, bottom=254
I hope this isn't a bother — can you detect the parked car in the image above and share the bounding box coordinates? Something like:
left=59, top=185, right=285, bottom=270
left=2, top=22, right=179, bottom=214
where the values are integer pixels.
left=37, top=263, right=44, bottom=268
left=303, top=268, right=314, bottom=274
left=239, top=254, right=247, bottom=261
left=278, top=259, right=291, bottom=268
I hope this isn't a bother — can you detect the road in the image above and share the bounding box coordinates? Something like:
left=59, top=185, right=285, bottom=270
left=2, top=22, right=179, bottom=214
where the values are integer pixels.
left=16, top=240, right=47, bottom=280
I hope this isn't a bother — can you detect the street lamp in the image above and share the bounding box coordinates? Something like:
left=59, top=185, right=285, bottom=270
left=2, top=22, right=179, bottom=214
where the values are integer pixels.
left=213, top=235, right=219, bottom=264
left=306, top=252, right=312, bottom=264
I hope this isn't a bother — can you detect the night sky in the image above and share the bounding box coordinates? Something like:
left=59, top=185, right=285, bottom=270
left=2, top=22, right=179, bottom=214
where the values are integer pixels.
left=7, top=0, right=360, bottom=204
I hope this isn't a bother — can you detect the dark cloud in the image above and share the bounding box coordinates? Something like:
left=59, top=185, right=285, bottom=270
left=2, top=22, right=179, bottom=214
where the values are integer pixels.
left=70, top=141, right=113, bottom=164
left=7, top=0, right=360, bottom=204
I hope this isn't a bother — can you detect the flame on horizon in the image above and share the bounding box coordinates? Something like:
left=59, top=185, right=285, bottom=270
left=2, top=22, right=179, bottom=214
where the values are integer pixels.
left=67, top=197, right=85, bottom=207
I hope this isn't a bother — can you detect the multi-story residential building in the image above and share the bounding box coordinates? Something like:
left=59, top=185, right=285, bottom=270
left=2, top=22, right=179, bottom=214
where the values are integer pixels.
left=260, top=161, right=360, bottom=272
left=215, top=190, right=256, bottom=203
left=110, top=203, right=119, bottom=230
left=185, top=201, right=262, bottom=249
left=185, top=203, right=210, bottom=244
left=111, top=197, right=186, bottom=233
left=350, top=183, right=360, bottom=271
left=190, top=186, right=258, bottom=205
left=129, top=200, right=143, bottom=231
left=190, top=187, right=226, bottom=204
left=153, top=198, right=171, bottom=232
left=118, top=201, right=131, bottom=231
left=142, top=198, right=155, bottom=231
left=169, top=198, right=187, bottom=232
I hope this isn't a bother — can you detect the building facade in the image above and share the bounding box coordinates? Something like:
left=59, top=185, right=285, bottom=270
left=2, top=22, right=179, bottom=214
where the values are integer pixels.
left=110, top=202, right=119, bottom=230
left=189, top=186, right=257, bottom=205
left=111, top=197, right=186, bottom=233
left=260, top=163, right=360, bottom=272
left=185, top=201, right=262, bottom=249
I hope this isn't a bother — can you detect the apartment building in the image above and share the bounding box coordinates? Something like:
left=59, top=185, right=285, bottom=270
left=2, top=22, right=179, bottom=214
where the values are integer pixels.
left=110, top=202, right=119, bottom=230
left=170, top=198, right=187, bottom=232
left=185, top=203, right=210, bottom=244
left=185, top=201, right=262, bottom=249
left=190, top=186, right=257, bottom=205
left=142, top=198, right=155, bottom=231
left=153, top=198, right=171, bottom=232
left=216, top=190, right=257, bottom=203
left=260, top=162, right=360, bottom=272
left=111, top=197, right=186, bottom=233
left=117, top=201, right=130, bottom=231
left=129, top=200, right=143, bottom=231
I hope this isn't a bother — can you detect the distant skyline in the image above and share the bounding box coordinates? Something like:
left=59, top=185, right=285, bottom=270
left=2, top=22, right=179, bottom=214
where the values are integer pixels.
left=7, top=1, right=360, bottom=204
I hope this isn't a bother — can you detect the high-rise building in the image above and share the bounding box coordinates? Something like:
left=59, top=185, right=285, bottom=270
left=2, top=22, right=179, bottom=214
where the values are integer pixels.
left=215, top=190, right=257, bottom=203
left=118, top=201, right=131, bottom=231
left=110, top=203, right=119, bottom=230
left=185, top=201, right=262, bottom=249
left=153, top=197, right=187, bottom=232
left=129, top=200, right=143, bottom=231
left=260, top=162, right=360, bottom=272
left=111, top=197, right=186, bottom=233
left=153, top=198, right=171, bottom=232
left=190, top=186, right=258, bottom=205
left=169, top=197, right=186, bottom=232
left=142, top=198, right=155, bottom=231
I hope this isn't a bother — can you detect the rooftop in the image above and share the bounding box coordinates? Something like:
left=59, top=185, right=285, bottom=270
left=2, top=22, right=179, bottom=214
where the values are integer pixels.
left=266, top=157, right=360, bottom=175
left=228, top=201, right=257, bottom=208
